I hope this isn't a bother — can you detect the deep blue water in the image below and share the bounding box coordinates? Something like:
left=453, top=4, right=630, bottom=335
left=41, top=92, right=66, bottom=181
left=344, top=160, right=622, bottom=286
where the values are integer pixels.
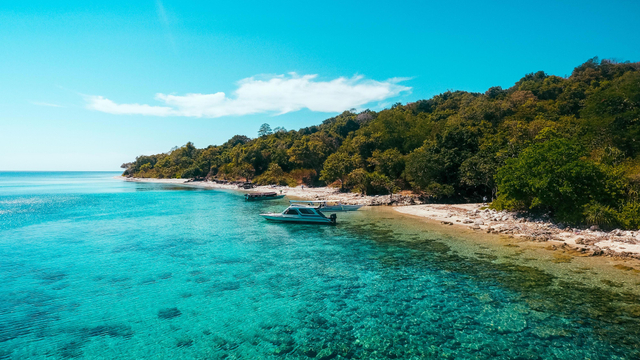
left=1, top=172, right=639, bottom=359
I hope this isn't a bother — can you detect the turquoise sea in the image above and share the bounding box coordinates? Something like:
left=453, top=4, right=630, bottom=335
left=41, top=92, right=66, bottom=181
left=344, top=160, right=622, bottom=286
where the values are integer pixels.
left=1, top=172, right=640, bottom=359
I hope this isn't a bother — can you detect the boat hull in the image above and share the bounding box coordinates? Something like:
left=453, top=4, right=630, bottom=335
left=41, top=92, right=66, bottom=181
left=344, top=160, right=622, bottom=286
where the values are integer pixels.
left=245, top=195, right=285, bottom=201
left=260, top=213, right=336, bottom=225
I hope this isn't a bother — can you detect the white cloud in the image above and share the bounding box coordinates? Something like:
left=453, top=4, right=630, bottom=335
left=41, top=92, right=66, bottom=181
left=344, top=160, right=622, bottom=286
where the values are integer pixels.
left=85, top=73, right=411, bottom=118
left=86, top=96, right=175, bottom=116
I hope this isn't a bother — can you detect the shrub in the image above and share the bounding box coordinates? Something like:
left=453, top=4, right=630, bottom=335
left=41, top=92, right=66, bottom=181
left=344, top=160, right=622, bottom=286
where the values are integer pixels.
left=253, top=164, right=290, bottom=186
left=494, top=136, right=621, bottom=223
left=490, top=194, right=525, bottom=212
left=618, top=201, right=640, bottom=229
left=582, top=201, right=619, bottom=228
left=346, top=169, right=398, bottom=195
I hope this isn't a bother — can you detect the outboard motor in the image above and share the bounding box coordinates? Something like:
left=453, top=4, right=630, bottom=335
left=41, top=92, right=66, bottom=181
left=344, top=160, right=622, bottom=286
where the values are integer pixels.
left=329, top=213, right=337, bottom=225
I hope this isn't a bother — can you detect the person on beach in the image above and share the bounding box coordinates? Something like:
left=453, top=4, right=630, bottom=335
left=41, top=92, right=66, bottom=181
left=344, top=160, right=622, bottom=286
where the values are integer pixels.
left=483, top=196, right=487, bottom=205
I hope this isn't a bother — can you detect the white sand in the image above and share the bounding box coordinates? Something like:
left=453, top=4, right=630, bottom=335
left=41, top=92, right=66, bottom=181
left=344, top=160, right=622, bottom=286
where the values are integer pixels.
left=118, top=177, right=391, bottom=204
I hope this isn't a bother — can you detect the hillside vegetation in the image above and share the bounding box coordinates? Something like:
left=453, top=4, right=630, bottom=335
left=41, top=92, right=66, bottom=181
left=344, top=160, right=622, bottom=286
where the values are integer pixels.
left=122, top=58, right=640, bottom=229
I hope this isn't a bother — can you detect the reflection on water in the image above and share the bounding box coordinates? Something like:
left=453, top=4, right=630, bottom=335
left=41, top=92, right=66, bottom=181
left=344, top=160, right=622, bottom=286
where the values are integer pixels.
left=0, top=172, right=639, bottom=359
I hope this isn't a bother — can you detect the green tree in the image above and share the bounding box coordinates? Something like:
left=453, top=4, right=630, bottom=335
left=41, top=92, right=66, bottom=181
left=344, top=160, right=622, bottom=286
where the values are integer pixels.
left=254, top=163, right=292, bottom=186
left=494, top=136, right=621, bottom=223
left=258, top=123, right=273, bottom=137
left=320, top=152, right=358, bottom=189
left=346, top=168, right=369, bottom=194
left=236, top=163, right=255, bottom=181
left=288, top=134, right=335, bottom=172
left=368, top=148, right=405, bottom=179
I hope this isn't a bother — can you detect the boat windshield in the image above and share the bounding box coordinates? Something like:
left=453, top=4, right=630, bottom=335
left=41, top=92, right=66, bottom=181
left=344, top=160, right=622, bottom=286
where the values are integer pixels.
left=284, top=208, right=299, bottom=215
left=297, top=208, right=317, bottom=216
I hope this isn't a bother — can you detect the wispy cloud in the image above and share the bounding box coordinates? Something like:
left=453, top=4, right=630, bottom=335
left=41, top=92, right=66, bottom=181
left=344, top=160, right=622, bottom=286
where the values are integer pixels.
left=85, top=73, right=411, bottom=118
left=32, top=102, right=64, bottom=108
left=156, top=0, right=176, bottom=51
left=155, top=0, right=169, bottom=25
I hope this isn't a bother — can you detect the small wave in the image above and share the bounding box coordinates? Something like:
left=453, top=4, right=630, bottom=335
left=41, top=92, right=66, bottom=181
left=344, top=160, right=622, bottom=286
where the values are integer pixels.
left=0, top=198, right=46, bottom=205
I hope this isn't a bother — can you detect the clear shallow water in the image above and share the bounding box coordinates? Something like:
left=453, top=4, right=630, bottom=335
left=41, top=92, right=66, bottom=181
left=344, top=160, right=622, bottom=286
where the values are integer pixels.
left=1, top=172, right=639, bottom=359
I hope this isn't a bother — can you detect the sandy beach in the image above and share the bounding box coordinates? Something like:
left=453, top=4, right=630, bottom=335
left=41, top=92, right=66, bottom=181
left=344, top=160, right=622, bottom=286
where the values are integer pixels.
left=120, top=177, right=640, bottom=259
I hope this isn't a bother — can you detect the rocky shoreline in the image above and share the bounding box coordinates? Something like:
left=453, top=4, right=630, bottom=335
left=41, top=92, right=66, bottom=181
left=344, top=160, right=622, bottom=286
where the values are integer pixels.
left=119, top=177, right=640, bottom=259
left=395, top=204, right=640, bottom=260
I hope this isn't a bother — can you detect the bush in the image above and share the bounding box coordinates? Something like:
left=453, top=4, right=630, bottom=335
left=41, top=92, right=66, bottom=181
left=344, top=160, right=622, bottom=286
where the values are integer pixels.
left=253, top=164, right=291, bottom=186
left=368, top=172, right=398, bottom=195
left=582, top=201, right=619, bottom=228
left=490, top=194, right=525, bottom=212
left=618, top=201, right=640, bottom=229
left=181, top=165, right=204, bottom=179
left=346, top=169, right=397, bottom=195
left=494, top=136, right=621, bottom=223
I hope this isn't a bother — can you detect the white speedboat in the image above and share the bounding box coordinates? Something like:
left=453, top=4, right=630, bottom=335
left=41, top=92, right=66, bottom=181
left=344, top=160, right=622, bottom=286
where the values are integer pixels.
left=260, top=205, right=337, bottom=225
left=289, top=200, right=362, bottom=212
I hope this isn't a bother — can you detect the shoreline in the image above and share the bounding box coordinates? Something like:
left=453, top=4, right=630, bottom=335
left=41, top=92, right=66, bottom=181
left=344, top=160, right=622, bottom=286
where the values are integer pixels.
left=394, top=204, right=640, bottom=260
left=118, top=176, right=640, bottom=259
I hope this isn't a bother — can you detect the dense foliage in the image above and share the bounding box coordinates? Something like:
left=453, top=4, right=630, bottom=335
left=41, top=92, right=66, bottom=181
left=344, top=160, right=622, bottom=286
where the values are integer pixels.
left=122, top=58, right=640, bottom=228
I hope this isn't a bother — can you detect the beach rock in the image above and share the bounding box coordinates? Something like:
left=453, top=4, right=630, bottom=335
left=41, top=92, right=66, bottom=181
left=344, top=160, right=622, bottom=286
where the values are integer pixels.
left=463, top=219, right=474, bottom=224
left=474, top=219, right=484, bottom=225
left=589, top=249, right=604, bottom=256
left=590, top=225, right=600, bottom=231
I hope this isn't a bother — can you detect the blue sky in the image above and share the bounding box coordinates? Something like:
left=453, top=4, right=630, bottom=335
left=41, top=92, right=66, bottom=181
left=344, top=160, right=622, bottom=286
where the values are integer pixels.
left=1, top=0, right=639, bottom=170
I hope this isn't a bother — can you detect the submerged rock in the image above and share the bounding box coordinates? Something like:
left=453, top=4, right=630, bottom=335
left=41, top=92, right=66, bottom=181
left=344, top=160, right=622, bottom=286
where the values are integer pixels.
left=158, top=307, right=182, bottom=319
left=176, top=338, right=193, bottom=348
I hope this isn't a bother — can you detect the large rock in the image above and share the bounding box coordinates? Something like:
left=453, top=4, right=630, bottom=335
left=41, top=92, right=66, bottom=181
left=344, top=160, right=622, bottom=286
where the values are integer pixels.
left=474, top=219, right=484, bottom=225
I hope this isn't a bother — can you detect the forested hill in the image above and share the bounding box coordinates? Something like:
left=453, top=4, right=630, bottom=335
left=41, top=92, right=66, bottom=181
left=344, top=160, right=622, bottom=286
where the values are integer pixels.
left=122, top=58, right=640, bottom=229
